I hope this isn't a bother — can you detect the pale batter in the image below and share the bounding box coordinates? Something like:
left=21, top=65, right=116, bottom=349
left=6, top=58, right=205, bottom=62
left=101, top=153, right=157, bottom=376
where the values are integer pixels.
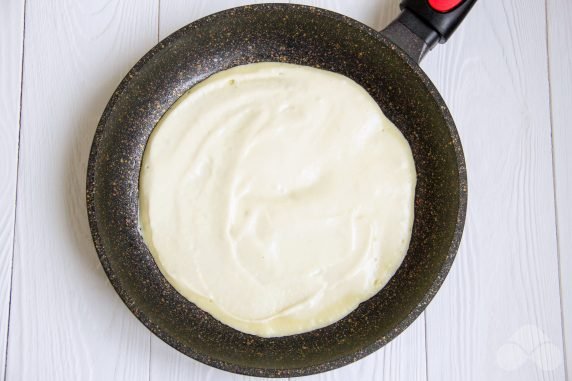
left=139, top=63, right=416, bottom=337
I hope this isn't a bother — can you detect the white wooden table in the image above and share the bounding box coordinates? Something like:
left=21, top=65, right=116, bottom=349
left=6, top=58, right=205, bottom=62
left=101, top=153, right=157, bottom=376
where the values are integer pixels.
left=1, top=0, right=570, bottom=380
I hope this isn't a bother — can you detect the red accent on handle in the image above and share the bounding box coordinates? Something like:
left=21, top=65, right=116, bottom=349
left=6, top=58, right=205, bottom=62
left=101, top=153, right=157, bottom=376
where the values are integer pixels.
left=427, top=0, right=463, bottom=12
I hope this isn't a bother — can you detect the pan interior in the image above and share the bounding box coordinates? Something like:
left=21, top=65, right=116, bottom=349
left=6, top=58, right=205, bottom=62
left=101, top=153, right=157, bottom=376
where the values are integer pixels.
left=89, top=4, right=465, bottom=376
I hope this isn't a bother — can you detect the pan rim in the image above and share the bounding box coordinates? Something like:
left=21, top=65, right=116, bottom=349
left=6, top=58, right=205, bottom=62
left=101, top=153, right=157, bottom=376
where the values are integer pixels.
left=86, top=3, right=467, bottom=378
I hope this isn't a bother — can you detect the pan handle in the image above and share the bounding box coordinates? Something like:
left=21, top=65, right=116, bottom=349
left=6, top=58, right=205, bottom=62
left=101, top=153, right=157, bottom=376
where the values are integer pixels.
left=380, top=0, right=477, bottom=63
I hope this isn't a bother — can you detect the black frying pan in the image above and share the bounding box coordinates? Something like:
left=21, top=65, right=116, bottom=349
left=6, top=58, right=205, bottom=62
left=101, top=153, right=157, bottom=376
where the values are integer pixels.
left=87, top=1, right=474, bottom=377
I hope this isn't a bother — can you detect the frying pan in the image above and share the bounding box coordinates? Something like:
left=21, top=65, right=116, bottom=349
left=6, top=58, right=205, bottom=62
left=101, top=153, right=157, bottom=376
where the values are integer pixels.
left=87, top=0, right=474, bottom=377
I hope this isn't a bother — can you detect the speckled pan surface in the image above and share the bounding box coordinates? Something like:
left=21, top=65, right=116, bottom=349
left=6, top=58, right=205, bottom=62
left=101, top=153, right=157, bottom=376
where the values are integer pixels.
left=86, top=4, right=467, bottom=378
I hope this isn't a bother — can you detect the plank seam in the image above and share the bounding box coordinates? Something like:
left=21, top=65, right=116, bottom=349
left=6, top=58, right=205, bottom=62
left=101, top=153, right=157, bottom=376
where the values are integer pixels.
left=149, top=2, right=160, bottom=380
left=424, top=311, right=429, bottom=381
left=544, top=0, right=569, bottom=378
left=2, top=0, right=28, bottom=379
left=157, top=0, right=161, bottom=42
left=148, top=334, right=152, bottom=381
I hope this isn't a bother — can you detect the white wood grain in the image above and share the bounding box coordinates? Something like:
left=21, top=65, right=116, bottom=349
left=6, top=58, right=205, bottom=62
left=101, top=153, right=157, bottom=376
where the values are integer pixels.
left=293, top=0, right=400, bottom=30
left=158, top=0, right=287, bottom=40
left=5, top=1, right=158, bottom=380
left=2, top=0, right=568, bottom=380
left=0, top=0, right=25, bottom=380
left=297, top=318, right=426, bottom=381
left=422, top=0, right=566, bottom=380
left=547, top=0, right=572, bottom=377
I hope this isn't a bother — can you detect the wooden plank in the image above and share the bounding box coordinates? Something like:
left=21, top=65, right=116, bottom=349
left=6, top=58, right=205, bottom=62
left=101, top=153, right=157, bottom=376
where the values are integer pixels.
left=151, top=1, right=427, bottom=381
left=293, top=2, right=428, bottom=380
left=422, top=0, right=566, bottom=379
left=547, top=0, right=572, bottom=377
left=5, top=0, right=158, bottom=379
left=153, top=4, right=289, bottom=379
left=158, top=0, right=288, bottom=39
left=297, top=319, right=426, bottom=381
left=151, top=319, right=426, bottom=381
left=0, top=0, right=25, bottom=379
left=294, top=0, right=401, bottom=30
